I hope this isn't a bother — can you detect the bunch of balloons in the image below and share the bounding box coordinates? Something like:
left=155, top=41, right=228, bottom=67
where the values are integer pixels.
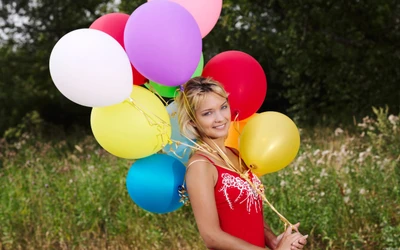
left=49, top=0, right=222, bottom=214
left=49, top=0, right=300, bottom=213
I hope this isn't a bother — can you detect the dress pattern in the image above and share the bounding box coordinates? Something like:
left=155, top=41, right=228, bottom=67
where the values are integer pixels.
left=218, top=172, right=264, bottom=213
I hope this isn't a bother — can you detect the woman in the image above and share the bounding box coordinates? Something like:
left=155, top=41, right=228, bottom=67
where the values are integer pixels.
left=175, top=76, right=308, bottom=250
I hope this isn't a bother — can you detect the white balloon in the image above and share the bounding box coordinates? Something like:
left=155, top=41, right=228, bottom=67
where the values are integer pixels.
left=49, top=29, right=133, bottom=107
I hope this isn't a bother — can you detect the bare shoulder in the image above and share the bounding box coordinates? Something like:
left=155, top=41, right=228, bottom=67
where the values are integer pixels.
left=186, top=152, right=217, bottom=184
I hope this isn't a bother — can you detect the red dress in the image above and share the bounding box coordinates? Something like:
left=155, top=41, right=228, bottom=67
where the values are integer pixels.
left=198, top=150, right=265, bottom=248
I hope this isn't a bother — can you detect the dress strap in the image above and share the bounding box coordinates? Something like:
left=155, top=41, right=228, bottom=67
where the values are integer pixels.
left=195, top=153, right=217, bottom=166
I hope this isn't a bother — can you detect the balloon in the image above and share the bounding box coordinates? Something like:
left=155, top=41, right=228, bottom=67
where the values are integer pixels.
left=131, top=65, right=147, bottom=85
left=145, top=82, right=179, bottom=98
left=90, top=13, right=146, bottom=85
left=126, top=154, right=186, bottom=213
left=164, top=102, right=195, bottom=164
left=145, top=53, right=204, bottom=98
left=90, top=13, right=129, bottom=47
left=49, top=28, right=133, bottom=107
left=192, top=52, right=204, bottom=78
left=124, top=0, right=202, bottom=86
left=225, top=114, right=257, bottom=150
left=202, top=51, right=267, bottom=121
left=148, top=0, right=222, bottom=38
left=239, top=112, right=300, bottom=176
left=91, top=86, right=171, bottom=159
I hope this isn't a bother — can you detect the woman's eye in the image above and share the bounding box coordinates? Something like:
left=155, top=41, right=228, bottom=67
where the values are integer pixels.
left=202, top=112, right=211, bottom=116
left=221, top=105, right=228, bottom=110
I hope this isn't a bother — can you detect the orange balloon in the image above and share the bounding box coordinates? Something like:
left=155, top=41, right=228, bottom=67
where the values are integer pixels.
left=225, top=114, right=257, bottom=149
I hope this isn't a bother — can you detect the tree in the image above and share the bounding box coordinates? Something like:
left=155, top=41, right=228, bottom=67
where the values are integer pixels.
left=268, top=0, right=400, bottom=124
left=1, top=0, right=398, bottom=136
left=0, top=0, right=118, bottom=135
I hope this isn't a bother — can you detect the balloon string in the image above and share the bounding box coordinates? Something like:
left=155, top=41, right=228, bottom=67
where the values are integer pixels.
left=206, top=139, right=293, bottom=229
left=144, top=83, right=170, bottom=106
left=178, top=90, right=293, bottom=229
left=241, top=173, right=293, bottom=229
left=124, top=97, right=172, bottom=148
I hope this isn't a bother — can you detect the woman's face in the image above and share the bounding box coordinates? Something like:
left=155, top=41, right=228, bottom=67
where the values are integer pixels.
left=194, top=92, right=231, bottom=139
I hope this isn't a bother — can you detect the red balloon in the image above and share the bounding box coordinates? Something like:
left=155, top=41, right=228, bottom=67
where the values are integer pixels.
left=202, top=51, right=267, bottom=120
left=90, top=13, right=146, bottom=85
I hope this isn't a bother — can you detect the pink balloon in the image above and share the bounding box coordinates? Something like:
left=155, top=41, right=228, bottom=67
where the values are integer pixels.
left=148, top=0, right=222, bottom=38
left=90, top=13, right=129, bottom=48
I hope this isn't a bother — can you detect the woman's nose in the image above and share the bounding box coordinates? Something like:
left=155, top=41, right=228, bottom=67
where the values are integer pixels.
left=214, top=111, right=225, bottom=122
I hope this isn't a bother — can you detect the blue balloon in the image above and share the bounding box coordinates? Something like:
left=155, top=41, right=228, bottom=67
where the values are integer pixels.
left=126, top=154, right=186, bottom=214
left=164, top=101, right=195, bottom=164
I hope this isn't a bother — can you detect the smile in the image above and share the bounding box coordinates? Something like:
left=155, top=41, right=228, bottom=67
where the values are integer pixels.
left=213, top=124, right=226, bottom=129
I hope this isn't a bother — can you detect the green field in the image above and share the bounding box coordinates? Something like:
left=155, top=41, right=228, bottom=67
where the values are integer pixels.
left=1, top=108, right=399, bottom=250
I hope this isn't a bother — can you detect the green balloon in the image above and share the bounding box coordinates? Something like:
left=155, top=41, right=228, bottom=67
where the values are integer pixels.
left=192, top=52, right=204, bottom=77
left=147, top=52, right=204, bottom=98
left=145, top=82, right=179, bottom=98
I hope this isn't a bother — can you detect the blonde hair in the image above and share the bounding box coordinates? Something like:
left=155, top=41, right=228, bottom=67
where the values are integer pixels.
left=175, top=76, right=229, bottom=139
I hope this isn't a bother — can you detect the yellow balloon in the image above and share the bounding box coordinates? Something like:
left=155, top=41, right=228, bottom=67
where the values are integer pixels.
left=239, top=112, right=300, bottom=176
left=91, top=86, right=171, bottom=159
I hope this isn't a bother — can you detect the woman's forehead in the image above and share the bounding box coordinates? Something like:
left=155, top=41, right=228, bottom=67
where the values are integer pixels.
left=196, top=92, right=226, bottom=110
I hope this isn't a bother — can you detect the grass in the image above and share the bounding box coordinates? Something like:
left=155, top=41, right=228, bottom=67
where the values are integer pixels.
left=0, top=108, right=399, bottom=249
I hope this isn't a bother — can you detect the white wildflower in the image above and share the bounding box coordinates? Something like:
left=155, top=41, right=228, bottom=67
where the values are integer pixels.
left=300, top=166, right=305, bottom=172
left=320, top=192, right=325, bottom=197
left=383, top=158, right=391, bottom=166
left=280, top=180, right=286, bottom=187
left=88, top=165, right=95, bottom=171
left=313, top=149, right=321, bottom=156
left=69, top=179, right=73, bottom=184
left=345, top=188, right=352, bottom=195
left=357, top=151, right=368, bottom=163
left=350, top=209, right=354, bottom=214
left=357, top=123, right=367, bottom=128
left=316, top=158, right=325, bottom=165
left=320, top=169, right=328, bottom=177
left=315, top=178, right=321, bottom=184
left=334, top=127, right=344, bottom=136
left=388, top=114, right=399, bottom=126
left=340, top=145, right=347, bottom=154
left=359, top=188, right=366, bottom=195
left=322, top=150, right=330, bottom=156
left=344, top=196, right=350, bottom=203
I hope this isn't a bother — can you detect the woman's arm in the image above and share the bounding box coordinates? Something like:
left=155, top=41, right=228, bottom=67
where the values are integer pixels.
left=186, top=156, right=266, bottom=250
left=263, top=221, right=278, bottom=249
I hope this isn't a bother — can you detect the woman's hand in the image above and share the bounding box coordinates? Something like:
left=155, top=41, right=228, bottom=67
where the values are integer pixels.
left=275, top=223, right=308, bottom=250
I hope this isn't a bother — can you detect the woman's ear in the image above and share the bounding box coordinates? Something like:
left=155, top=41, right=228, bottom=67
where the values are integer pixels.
left=189, top=120, right=196, bottom=127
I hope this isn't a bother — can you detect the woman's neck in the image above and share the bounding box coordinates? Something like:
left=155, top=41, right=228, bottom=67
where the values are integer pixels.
left=199, top=137, right=227, bottom=154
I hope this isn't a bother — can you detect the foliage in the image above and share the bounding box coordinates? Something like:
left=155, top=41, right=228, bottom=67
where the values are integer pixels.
left=269, top=0, right=400, bottom=124
left=0, top=0, right=119, bottom=135
left=1, top=0, right=399, bottom=130
left=0, top=109, right=399, bottom=249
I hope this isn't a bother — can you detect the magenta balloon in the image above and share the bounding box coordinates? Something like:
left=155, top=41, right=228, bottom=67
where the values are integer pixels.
left=124, top=1, right=202, bottom=87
